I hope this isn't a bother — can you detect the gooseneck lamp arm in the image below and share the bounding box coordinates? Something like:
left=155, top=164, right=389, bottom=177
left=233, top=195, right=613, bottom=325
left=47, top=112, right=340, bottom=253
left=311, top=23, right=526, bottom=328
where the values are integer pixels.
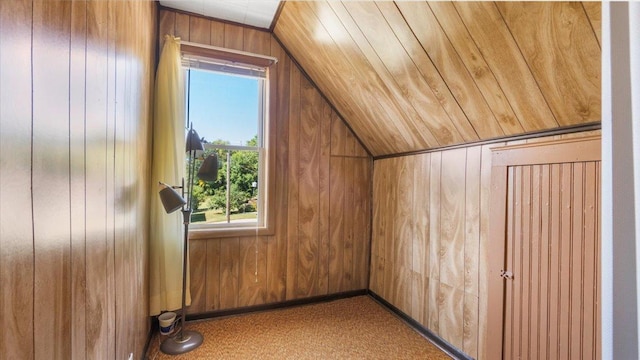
left=157, top=125, right=217, bottom=355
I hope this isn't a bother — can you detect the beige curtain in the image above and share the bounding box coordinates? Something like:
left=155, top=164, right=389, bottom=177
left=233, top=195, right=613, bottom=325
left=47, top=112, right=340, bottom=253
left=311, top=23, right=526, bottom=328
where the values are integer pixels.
left=149, top=35, right=190, bottom=315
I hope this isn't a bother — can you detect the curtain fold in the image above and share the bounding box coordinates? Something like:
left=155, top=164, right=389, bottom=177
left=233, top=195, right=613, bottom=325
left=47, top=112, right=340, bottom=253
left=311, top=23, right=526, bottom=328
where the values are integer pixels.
left=149, top=35, right=190, bottom=316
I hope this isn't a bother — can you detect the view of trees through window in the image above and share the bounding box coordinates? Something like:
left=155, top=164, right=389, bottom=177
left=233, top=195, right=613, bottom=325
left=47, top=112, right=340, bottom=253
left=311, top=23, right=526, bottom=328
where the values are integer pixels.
left=185, top=67, right=263, bottom=226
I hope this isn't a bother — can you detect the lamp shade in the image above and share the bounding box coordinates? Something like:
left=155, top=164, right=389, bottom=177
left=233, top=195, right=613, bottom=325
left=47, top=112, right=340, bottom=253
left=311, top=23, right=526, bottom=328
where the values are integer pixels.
left=197, top=154, right=218, bottom=182
left=186, top=129, right=204, bottom=153
left=158, top=182, right=186, bottom=213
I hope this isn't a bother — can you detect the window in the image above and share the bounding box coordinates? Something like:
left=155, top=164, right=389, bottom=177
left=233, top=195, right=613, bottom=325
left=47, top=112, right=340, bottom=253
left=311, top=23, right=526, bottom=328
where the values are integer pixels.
left=181, top=45, right=276, bottom=238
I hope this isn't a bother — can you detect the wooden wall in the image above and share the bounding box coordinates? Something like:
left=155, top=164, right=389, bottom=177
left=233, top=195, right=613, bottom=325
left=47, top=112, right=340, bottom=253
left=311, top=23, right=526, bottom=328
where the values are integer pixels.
left=157, top=9, right=372, bottom=314
left=0, top=1, right=156, bottom=359
left=370, top=131, right=600, bottom=359
left=275, top=1, right=601, bottom=156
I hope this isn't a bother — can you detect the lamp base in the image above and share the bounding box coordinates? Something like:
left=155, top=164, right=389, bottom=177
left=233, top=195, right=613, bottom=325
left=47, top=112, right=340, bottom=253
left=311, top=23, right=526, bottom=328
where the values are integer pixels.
left=160, top=330, right=204, bottom=355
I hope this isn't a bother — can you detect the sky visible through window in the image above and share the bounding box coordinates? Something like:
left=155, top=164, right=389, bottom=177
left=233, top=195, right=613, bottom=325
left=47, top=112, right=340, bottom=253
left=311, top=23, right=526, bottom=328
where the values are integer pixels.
left=187, top=69, right=259, bottom=145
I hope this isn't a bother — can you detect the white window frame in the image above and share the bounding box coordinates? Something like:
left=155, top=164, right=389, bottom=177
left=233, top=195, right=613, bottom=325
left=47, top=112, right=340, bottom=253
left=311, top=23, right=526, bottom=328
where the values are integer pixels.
left=180, top=43, right=277, bottom=239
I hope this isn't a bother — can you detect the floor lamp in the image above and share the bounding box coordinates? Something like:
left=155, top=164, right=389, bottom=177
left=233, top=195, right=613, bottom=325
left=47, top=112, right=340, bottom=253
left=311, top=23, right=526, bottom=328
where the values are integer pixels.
left=158, top=126, right=218, bottom=355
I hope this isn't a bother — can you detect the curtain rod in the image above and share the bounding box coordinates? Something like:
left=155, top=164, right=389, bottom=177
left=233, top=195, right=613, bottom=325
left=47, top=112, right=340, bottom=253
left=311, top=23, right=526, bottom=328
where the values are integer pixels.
left=181, top=40, right=278, bottom=64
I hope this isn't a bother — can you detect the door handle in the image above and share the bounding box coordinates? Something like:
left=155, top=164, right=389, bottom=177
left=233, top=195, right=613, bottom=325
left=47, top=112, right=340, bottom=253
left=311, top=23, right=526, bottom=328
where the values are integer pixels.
left=500, top=270, right=514, bottom=280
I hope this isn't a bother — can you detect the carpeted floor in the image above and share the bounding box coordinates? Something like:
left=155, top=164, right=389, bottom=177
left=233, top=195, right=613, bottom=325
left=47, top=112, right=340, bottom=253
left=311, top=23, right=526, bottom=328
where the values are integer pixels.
left=146, top=296, right=452, bottom=359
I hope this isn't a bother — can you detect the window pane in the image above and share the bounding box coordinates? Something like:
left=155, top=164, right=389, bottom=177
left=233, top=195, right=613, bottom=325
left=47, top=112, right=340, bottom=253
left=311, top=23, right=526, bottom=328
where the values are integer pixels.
left=190, top=149, right=259, bottom=225
left=188, top=69, right=259, bottom=146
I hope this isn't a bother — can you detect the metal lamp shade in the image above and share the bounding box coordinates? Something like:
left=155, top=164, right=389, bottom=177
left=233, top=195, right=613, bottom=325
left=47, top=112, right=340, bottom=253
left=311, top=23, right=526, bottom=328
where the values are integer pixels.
left=158, top=183, right=186, bottom=213
left=197, top=154, right=218, bottom=182
left=186, top=129, right=204, bottom=152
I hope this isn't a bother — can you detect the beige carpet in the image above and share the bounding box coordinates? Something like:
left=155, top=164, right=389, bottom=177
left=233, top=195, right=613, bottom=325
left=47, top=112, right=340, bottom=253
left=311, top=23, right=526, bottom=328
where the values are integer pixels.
left=146, top=296, right=451, bottom=359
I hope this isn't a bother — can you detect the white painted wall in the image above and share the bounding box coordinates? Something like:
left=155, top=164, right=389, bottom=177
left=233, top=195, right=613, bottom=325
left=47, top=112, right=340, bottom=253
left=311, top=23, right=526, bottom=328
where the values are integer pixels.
left=602, top=2, right=640, bottom=359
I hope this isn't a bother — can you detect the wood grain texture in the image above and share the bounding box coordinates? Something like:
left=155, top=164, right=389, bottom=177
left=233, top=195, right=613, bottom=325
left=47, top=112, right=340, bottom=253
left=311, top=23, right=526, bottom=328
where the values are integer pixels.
left=0, top=1, right=35, bottom=358
left=393, top=1, right=505, bottom=139
left=582, top=2, right=602, bottom=46
left=340, top=1, right=469, bottom=146
left=274, top=1, right=600, bottom=156
left=496, top=2, right=601, bottom=126
left=370, top=132, right=599, bottom=359
left=167, top=11, right=373, bottom=314
left=0, top=1, right=156, bottom=358
left=439, top=149, right=467, bottom=290
left=427, top=2, right=525, bottom=137
left=70, top=1, right=88, bottom=357
left=32, top=2, right=73, bottom=358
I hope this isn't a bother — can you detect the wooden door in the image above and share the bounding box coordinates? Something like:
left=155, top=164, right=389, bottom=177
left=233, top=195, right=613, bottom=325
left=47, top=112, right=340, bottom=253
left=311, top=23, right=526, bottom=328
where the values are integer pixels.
left=486, top=136, right=601, bottom=360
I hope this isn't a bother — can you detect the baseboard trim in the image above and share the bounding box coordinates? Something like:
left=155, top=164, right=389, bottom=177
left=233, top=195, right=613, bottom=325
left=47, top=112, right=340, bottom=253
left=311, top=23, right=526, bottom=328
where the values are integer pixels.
left=186, top=289, right=368, bottom=322
left=368, top=290, right=474, bottom=360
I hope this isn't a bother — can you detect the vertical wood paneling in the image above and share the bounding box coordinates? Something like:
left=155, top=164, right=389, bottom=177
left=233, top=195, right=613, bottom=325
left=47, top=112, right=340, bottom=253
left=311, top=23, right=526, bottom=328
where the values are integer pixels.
left=189, top=16, right=210, bottom=44
left=220, top=238, right=240, bottom=309
left=174, top=12, right=189, bottom=40
left=189, top=240, right=207, bottom=313
left=411, top=154, right=429, bottom=324
left=266, top=38, right=289, bottom=303
left=354, top=157, right=371, bottom=290
left=70, top=1, right=88, bottom=357
left=530, top=165, right=542, bottom=360
left=205, top=240, right=221, bottom=311
left=371, top=132, right=599, bottom=359
left=285, top=64, right=301, bottom=301
left=329, top=158, right=346, bottom=293
left=170, top=10, right=372, bottom=315
left=539, top=164, right=551, bottom=360
left=394, top=156, right=414, bottom=314
left=503, top=159, right=600, bottom=360
left=32, top=1, right=72, bottom=358
left=224, top=23, right=243, bottom=50
left=85, top=0, right=110, bottom=356
left=342, top=157, right=355, bottom=292
left=440, top=149, right=466, bottom=289
left=582, top=162, right=598, bottom=360
left=428, top=152, right=442, bottom=331
left=297, top=78, right=321, bottom=298
left=0, top=1, right=34, bottom=358
left=238, top=236, right=267, bottom=307
left=0, top=1, right=156, bottom=358
left=548, top=163, right=561, bottom=360
left=464, top=146, right=481, bottom=358
left=318, top=104, right=331, bottom=294
left=210, top=21, right=224, bottom=47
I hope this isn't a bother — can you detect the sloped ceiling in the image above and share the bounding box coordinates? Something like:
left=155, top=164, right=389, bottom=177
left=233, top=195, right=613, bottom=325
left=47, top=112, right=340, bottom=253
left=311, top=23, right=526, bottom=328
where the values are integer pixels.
left=274, top=1, right=601, bottom=157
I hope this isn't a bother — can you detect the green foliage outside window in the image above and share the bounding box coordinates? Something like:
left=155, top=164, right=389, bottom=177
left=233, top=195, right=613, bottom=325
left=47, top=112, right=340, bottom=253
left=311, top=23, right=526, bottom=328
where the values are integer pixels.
left=189, top=135, right=259, bottom=219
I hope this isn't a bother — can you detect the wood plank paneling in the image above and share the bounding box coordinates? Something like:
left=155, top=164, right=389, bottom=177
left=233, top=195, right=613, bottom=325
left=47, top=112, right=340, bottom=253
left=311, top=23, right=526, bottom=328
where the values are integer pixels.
left=496, top=2, right=601, bottom=125
left=167, top=11, right=373, bottom=314
left=370, top=131, right=600, bottom=359
left=502, top=161, right=601, bottom=360
left=582, top=2, right=602, bottom=46
left=0, top=1, right=156, bottom=358
left=427, top=2, right=525, bottom=137
left=394, top=1, right=507, bottom=138
left=32, top=2, right=72, bottom=358
left=70, top=1, right=88, bottom=357
left=0, top=1, right=35, bottom=358
left=275, top=1, right=600, bottom=156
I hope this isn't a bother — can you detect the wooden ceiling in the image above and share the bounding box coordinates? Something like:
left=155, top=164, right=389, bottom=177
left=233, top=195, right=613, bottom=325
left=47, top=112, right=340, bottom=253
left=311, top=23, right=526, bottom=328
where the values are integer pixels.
left=274, top=1, right=601, bottom=157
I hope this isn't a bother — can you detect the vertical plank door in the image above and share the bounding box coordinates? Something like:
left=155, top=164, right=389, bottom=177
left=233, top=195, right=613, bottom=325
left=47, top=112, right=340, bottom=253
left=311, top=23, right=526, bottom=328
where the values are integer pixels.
left=487, top=136, right=601, bottom=360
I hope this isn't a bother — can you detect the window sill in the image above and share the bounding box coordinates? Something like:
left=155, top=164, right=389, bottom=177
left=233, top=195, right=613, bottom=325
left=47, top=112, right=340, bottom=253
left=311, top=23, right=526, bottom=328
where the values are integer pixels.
left=188, top=225, right=274, bottom=240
